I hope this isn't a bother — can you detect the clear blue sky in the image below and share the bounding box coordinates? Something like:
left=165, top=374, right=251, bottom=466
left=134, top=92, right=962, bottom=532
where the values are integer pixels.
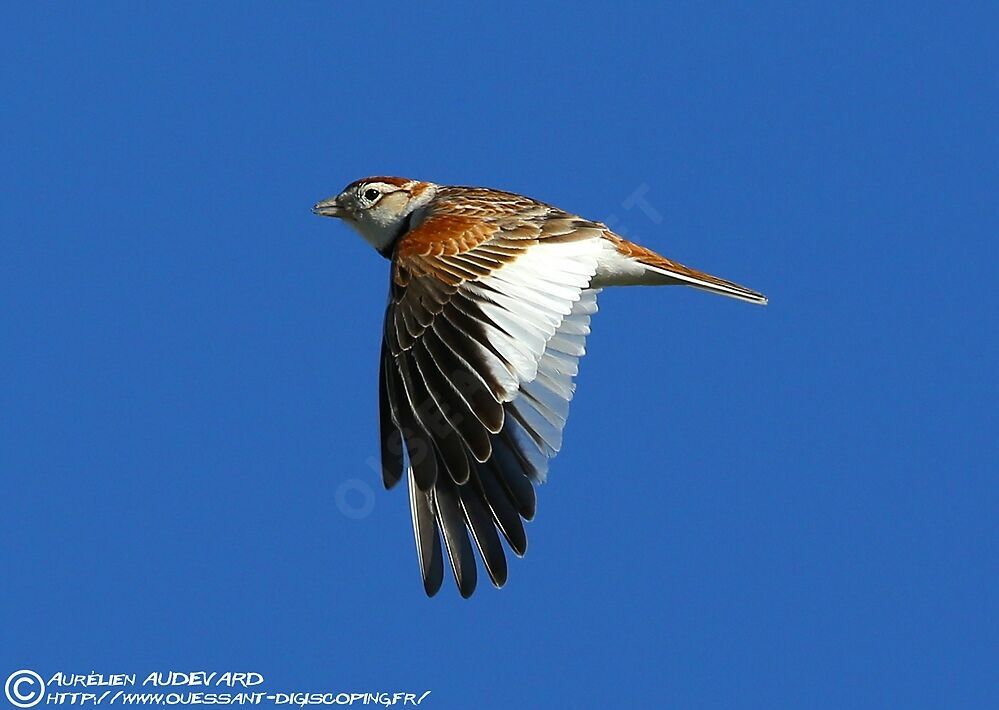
left=2, top=3, right=996, bottom=708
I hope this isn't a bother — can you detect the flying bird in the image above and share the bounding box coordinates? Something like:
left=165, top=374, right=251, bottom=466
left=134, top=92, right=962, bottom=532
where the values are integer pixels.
left=313, top=177, right=766, bottom=597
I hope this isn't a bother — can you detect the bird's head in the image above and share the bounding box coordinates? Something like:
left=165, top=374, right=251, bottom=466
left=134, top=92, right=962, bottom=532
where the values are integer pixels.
left=313, top=176, right=437, bottom=254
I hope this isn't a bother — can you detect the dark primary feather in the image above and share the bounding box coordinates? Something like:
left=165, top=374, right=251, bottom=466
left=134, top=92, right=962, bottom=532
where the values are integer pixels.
left=475, top=457, right=528, bottom=556
left=408, top=472, right=444, bottom=596
left=395, top=341, right=471, bottom=485
left=422, top=329, right=505, bottom=433
left=411, top=340, right=492, bottom=462
left=433, top=470, right=477, bottom=598
left=383, top=354, right=437, bottom=491
left=378, top=343, right=404, bottom=490
left=458, top=474, right=508, bottom=587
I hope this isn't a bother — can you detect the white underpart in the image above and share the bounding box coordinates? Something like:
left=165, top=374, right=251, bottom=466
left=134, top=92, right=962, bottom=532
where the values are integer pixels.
left=591, top=237, right=657, bottom=288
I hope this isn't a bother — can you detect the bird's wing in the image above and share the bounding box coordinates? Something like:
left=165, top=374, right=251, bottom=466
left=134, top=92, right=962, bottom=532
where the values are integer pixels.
left=379, top=205, right=605, bottom=597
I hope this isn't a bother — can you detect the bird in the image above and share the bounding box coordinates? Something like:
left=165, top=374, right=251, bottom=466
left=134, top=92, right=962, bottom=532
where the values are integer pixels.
left=313, top=176, right=766, bottom=598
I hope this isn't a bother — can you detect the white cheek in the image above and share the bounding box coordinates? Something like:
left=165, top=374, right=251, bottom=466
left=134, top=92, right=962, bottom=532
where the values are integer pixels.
left=370, top=209, right=396, bottom=230
left=349, top=211, right=400, bottom=253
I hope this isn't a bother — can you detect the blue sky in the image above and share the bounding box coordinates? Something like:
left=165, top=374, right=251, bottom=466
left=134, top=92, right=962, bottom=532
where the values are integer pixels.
left=2, top=3, right=996, bottom=708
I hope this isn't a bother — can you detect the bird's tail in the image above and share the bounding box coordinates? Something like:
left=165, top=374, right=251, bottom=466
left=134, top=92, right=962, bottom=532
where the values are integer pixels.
left=607, top=234, right=768, bottom=305
left=644, top=258, right=768, bottom=304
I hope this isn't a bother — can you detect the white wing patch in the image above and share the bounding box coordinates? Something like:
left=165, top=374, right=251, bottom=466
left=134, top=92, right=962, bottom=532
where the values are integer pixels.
left=505, top=287, right=601, bottom=482
left=461, top=237, right=603, bottom=395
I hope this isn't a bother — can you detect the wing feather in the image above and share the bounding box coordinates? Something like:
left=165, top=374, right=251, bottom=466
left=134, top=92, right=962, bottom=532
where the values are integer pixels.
left=378, top=194, right=604, bottom=595
left=458, top=475, right=508, bottom=588
left=408, top=467, right=444, bottom=596
left=378, top=342, right=404, bottom=489
left=384, top=351, right=438, bottom=491
left=411, top=340, right=492, bottom=463
left=422, top=329, right=505, bottom=433
left=475, top=458, right=529, bottom=555
left=433, top=470, right=477, bottom=598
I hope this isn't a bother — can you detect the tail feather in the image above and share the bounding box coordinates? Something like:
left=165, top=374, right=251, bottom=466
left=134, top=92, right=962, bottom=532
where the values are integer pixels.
left=603, top=233, right=768, bottom=305
left=644, top=260, right=768, bottom=304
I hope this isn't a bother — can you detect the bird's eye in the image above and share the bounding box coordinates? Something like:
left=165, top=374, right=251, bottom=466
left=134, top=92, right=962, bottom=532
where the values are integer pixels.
left=363, top=188, right=381, bottom=202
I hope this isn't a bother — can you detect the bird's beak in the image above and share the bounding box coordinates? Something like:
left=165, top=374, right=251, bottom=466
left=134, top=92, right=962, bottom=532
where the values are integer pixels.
left=312, top=196, right=342, bottom=218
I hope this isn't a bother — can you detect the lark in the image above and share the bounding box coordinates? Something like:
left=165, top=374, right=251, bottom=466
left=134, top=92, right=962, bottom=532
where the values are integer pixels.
left=314, top=177, right=766, bottom=597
